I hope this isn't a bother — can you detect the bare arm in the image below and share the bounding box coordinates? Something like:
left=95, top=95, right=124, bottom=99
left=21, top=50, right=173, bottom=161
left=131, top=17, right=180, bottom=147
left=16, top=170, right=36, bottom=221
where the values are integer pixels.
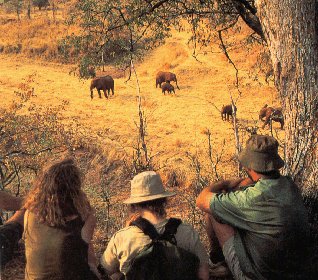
left=0, top=191, right=23, bottom=211
left=198, top=263, right=209, bottom=280
left=196, top=178, right=244, bottom=214
left=81, top=212, right=101, bottom=279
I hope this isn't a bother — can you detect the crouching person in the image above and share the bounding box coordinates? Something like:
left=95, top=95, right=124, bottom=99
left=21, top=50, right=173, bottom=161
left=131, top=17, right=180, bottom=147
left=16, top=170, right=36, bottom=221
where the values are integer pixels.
left=196, top=135, right=312, bottom=280
left=100, top=171, right=209, bottom=280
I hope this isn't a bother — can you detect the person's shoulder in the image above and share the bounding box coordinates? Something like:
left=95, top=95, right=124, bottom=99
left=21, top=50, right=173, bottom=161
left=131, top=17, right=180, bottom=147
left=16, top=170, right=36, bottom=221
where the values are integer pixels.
left=175, top=220, right=199, bottom=235
left=111, top=225, right=145, bottom=240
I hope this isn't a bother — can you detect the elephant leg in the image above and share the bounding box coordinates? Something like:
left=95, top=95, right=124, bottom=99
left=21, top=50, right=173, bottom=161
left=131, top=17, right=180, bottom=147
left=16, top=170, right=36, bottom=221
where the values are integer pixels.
left=262, top=118, right=269, bottom=129
left=98, top=90, right=102, bottom=98
left=90, top=90, right=93, bottom=100
left=175, top=79, right=180, bottom=90
left=111, top=87, right=114, bottom=95
left=104, top=89, right=108, bottom=99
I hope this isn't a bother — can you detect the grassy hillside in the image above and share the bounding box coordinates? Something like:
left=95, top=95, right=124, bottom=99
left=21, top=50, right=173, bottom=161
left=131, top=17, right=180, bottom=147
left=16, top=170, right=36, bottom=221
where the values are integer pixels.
left=0, top=5, right=284, bottom=280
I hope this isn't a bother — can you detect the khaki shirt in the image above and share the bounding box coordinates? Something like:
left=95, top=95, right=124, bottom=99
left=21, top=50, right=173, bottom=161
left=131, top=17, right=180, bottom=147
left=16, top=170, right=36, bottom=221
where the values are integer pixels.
left=101, top=218, right=209, bottom=275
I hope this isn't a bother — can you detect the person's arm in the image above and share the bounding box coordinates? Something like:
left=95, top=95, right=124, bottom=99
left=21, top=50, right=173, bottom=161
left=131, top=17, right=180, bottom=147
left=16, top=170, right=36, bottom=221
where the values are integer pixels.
left=198, top=263, right=209, bottom=280
left=196, top=178, right=244, bottom=214
left=81, top=212, right=101, bottom=279
left=100, top=236, right=121, bottom=277
left=0, top=191, right=23, bottom=211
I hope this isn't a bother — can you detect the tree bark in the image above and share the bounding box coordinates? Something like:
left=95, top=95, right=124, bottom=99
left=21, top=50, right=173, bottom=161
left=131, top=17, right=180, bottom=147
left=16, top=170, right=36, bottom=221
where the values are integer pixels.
left=255, top=0, right=318, bottom=241
left=255, top=0, right=318, bottom=192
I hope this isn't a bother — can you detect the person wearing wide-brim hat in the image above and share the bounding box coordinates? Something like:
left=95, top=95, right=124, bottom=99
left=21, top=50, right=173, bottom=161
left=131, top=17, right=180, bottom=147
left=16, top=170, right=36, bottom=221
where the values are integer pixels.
left=100, top=171, right=209, bottom=280
left=196, top=134, right=312, bottom=280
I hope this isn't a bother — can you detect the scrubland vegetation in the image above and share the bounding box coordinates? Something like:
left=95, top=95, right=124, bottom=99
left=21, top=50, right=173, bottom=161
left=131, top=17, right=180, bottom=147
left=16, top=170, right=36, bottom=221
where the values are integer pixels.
left=3, top=1, right=313, bottom=279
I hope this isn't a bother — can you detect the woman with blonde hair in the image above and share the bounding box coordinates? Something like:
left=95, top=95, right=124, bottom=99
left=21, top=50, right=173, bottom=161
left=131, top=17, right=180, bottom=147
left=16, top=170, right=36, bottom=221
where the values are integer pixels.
left=23, top=159, right=100, bottom=280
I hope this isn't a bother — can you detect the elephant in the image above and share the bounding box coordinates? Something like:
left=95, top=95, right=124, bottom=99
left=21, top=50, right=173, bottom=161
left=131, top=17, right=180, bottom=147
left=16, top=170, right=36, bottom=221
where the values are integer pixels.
left=90, top=75, right=114, bottom=99
left=221, top=104, right=237, bottom=121
left=155, top=71, right=180, bottom=89
left=161, top=82, right=175, bottom=95
left=261, top=106, right=284, bottom=129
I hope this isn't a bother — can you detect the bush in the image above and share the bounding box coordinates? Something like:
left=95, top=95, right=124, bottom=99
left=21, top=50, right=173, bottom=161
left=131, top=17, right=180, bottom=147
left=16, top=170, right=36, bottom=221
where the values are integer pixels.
left=4, top=43, right=22, bottom=54
left=32, top=0, right=49, bottom=10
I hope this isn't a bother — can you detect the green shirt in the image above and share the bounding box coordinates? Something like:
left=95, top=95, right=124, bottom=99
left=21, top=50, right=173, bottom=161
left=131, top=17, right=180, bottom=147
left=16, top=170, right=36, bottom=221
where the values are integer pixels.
left=210, top=176, right=311, bottom=280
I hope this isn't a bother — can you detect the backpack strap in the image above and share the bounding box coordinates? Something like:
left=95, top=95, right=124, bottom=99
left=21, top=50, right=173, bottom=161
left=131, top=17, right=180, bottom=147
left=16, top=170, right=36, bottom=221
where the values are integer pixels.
left=160, top=218, right=182, bottom=245
left=130, top=217, right=160, bottom=240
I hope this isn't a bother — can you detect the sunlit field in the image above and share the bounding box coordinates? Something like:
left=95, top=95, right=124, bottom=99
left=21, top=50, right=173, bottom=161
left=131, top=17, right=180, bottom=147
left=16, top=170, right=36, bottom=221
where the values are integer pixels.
left=0, top=6, right=284, bottom=279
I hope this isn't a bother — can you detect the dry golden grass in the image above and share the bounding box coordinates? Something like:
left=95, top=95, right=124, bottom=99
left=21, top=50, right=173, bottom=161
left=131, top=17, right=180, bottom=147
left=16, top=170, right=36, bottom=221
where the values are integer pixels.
left=0, top=7, right=78, bottom=60
left=0, top=24, right=283, bottom=175
left=0, top=8, right=285, bottom=280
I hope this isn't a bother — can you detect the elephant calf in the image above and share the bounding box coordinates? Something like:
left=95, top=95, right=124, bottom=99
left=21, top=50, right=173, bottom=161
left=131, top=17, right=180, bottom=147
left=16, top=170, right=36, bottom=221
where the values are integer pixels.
left=90, top=75, right=114, bottom=99
left=161, top=82, right=175, bottom=95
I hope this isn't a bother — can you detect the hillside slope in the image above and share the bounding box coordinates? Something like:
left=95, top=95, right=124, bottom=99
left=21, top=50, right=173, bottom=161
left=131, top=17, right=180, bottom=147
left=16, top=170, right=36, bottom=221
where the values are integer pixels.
left=0, top=13, right=286, bottom=280
left=0, top=28, right=281, bottom=176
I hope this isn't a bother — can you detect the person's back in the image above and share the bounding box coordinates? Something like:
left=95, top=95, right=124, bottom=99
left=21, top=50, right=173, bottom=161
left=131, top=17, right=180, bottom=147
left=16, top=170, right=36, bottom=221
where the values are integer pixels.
left=23, top=159, right=100, bottom=280
left=197, top=135, right=313, bottom=280
left=24, top=210, right=95, bottom=280
left=227, top=176, right=311, bottom=279
left=101, top=217, right=206, bottom=275
left=101, top=171, right=209, bottom=280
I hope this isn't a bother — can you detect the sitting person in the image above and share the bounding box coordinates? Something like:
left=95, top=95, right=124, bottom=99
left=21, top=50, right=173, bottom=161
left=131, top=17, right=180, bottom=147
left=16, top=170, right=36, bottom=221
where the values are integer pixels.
left=100, top=170, right=209, bottom=280
left=196, top=135, right=312, bottom=280
left=23, top=159, right=100, bottom=280
left=0, top=191, right=25, bottom=267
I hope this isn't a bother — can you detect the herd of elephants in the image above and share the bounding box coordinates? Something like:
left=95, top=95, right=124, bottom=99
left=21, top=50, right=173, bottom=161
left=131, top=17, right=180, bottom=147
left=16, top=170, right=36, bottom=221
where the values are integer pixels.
left=89, top=71, right=284, bottom=129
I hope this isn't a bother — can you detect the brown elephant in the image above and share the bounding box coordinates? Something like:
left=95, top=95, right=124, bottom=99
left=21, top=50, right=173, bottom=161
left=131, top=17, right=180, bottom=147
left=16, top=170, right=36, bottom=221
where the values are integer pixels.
left=221, top=104, right=237, bottom=121
left=90, top=75, right=114, bottom=99
left=161, top=82, right=175, bottom=95
left=261, top=107, right=284, bottom=129
left=155, top=71, right=180, bottom=89
left=259, top=104, right=269, bottom=120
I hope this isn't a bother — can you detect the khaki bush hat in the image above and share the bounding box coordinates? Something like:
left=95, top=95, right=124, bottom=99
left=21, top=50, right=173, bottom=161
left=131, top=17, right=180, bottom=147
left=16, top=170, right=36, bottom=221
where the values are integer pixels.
left=238, top=135, right=284, bottom=172
left=124, top=171, right=176, bottom=204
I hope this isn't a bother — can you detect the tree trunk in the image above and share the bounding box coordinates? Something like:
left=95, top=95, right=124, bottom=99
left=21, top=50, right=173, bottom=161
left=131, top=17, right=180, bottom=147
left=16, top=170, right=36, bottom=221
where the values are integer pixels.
left=27, top=1, right=31, bottom=19
left=255, top=0, right=318, bottom=240
left=255, top=0, right=318, bottom=190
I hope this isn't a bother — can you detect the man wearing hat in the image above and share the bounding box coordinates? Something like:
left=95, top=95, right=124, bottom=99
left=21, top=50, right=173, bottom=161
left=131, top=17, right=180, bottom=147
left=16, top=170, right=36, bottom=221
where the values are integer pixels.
left=196, top=135, right=311, bottom=279
left=100, top=170, right=209, bottom=280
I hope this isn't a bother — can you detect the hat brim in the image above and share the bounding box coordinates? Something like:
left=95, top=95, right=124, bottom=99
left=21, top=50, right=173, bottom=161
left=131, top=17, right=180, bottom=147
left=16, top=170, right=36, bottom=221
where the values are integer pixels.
left=238, top=148, right=284, bottom=172
left=123, top=191, right=176, bottom=204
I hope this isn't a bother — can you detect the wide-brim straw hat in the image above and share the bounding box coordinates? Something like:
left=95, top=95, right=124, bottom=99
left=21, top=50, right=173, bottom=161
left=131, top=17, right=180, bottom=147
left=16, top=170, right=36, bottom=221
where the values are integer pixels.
left=124, top=171, right=176, bottom=204
left=238, top=135, right=284, bottom=172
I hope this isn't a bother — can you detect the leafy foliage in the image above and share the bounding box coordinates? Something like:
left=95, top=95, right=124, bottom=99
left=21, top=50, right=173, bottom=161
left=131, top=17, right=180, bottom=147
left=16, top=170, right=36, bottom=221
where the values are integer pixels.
left=0, top=74, right=75, bottom=195
left=65, top=0, right=263, bottom=77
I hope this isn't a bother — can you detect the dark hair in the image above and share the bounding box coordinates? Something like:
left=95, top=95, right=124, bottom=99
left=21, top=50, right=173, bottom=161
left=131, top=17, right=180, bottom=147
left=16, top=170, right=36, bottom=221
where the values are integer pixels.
left=130, top=198, right=167, bottom=217
left=256, top=169, right=281, bottom=179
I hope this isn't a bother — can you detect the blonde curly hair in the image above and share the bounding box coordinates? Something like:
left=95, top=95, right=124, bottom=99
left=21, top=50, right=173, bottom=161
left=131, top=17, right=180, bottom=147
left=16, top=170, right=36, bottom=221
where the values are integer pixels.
left=24, top=159, right=92, bottom=226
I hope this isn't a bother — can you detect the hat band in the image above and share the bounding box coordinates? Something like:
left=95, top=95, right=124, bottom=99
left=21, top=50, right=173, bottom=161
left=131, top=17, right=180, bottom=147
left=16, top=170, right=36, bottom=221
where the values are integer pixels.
left=130, top=190, right=167, bottom=198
